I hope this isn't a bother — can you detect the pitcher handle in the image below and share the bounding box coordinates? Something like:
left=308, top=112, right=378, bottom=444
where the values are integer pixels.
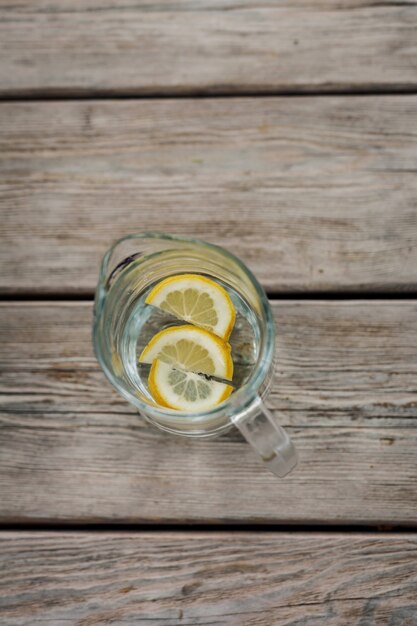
left=232, top=396, right=297, bottom=477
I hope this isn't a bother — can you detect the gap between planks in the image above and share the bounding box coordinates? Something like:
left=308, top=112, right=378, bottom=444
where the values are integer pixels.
left=0, top=523, right=415, bottom=533
left=2, top=86, right=417, bottom=102
left=3, top=293, right=417, bottom=303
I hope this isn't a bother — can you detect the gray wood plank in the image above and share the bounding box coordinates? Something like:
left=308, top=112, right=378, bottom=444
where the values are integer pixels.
left=1, top=97, right=417, bottom=294
left=1, top=1, right=417, bottom=96
left=1, top=301, right=417, bottom=525
left=1, top=531, right=416, bottom=625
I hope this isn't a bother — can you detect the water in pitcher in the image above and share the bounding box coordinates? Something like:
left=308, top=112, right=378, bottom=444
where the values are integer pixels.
left=106, top=260, right=261, bottom=409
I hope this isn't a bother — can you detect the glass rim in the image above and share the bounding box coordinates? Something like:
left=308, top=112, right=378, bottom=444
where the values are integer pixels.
left=93, top=232, right=275, bottom=427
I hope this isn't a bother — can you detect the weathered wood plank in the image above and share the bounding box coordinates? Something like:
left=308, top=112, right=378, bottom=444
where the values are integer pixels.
left=1, top=531, right=416, bottom=625
left=1, top=1, right=417, bottom=96
left=1, top=97, right=417, bottom=294
left=1, top=301, right=417, bottom=524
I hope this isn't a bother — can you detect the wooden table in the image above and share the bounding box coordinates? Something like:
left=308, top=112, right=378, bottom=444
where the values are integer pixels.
left=1, top=2, right=417, bottom=624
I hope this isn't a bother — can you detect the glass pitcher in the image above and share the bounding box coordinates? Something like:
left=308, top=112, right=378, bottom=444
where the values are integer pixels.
left=93, top=233, right=297, bottom=477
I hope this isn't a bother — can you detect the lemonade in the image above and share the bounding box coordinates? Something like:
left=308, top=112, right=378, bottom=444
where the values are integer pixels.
left=109, top=261, right=260, bottom=411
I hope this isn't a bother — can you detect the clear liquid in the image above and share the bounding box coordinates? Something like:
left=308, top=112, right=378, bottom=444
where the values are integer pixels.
left=117, top=275, right=260, bottom=406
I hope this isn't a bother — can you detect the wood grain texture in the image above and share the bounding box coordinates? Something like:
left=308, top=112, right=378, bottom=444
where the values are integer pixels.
left=1, top=531, right=416, bottom=625
left=1, top=0, right=417, bottom=96
left=1, top=97, right=417, bottom=294
left=1, top=301, right=417, bottom=525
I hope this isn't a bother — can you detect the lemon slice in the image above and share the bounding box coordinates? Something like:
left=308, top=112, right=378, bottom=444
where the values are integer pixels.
left=149, top=359, right=233, bottom=411
left=139, top=325, right=233, bottom=380
left=145, top=274, right=236, bottom=339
